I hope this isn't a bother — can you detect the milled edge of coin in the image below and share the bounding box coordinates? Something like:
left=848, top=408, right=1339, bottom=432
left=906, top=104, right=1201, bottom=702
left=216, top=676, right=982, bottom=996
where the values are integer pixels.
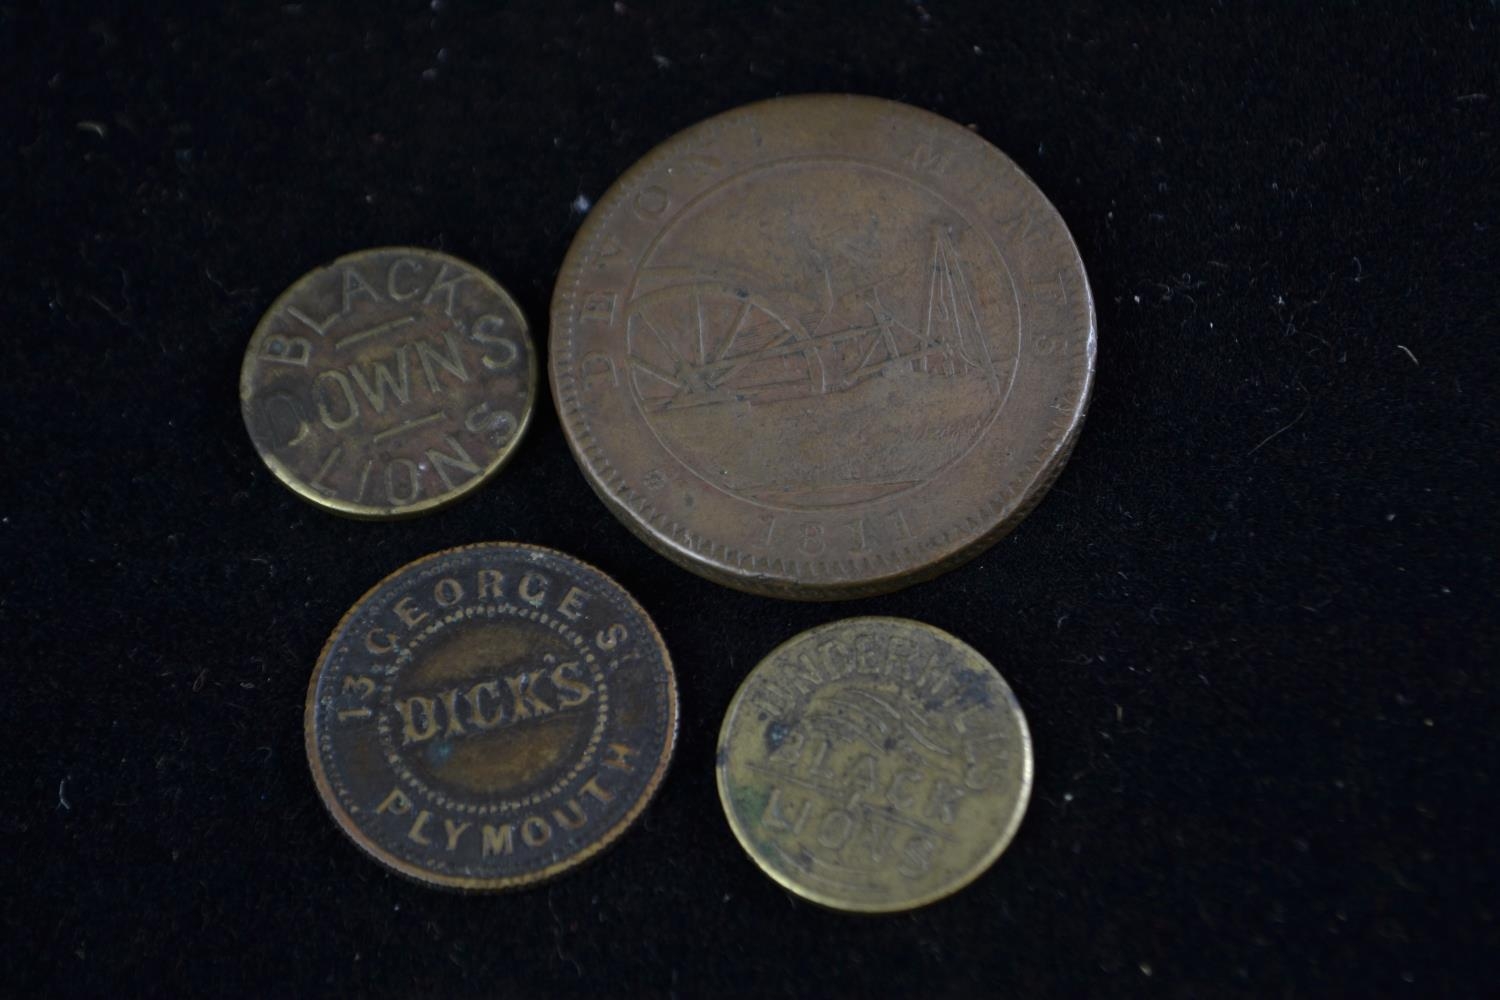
left=714, top=616, right=1034, bottom=913
left=550, top=93, right=1097, bottom=599
left=241, top=246, right=539, bottom=521
left=304, top=541, right=679, bottom=891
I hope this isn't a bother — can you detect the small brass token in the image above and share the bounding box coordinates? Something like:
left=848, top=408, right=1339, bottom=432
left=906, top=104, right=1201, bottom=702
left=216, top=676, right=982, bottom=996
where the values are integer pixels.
left=241, top=247, right=536, bottom=518
left=716, top=617, right=1032, bottom=912
left=551, top=94, right=1095, bottom=598
left=306, top=543, right=677, bottom=890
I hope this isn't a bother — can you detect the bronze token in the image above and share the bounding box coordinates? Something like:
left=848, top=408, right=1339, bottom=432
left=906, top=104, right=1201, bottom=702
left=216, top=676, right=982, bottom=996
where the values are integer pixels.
left=305, top=543, right=677, bottom=890
left=551, top=95, right=1095, bottom=598
left=716, top=617, right=1032, bottom=912
left=242, top=247, right=536, bottom=518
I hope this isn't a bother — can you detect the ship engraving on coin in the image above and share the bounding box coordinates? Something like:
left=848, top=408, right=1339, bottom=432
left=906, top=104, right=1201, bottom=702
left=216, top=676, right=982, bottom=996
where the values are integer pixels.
left=242, top=247, right=537, bottom=518
left=305, top=544, right=677, bottom=890
left=552, top=95, right=1095, bottom=598
left=716, top=618, right=1032, bottom=912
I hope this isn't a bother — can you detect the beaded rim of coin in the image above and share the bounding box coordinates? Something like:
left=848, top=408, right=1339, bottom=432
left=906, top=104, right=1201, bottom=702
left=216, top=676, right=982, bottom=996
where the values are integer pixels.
left=305, top=542, right=678, bottom=891
left=551, top=94, right=1095, bottom=599
left=716, top=617, right=1033, bottom=913
left=241, top=246, right=537, bottom=520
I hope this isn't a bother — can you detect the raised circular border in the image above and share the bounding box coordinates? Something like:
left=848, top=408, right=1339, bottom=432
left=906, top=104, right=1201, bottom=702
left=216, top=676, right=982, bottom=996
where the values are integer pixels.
left=241, top=246, right=539, bottom=520
left=715, top=616, right=1034, bottom=913
left=551, top=94, right=1096, bottom=599
left=305, top=541, right=678, bottom=892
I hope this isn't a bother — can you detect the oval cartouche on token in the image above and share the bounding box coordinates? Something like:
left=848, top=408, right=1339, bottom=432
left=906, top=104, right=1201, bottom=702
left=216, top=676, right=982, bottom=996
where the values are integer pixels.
left=716, top=617, right=1032, bottom=912
left=306, top=543, right=677, bottom=890
left=242, top=247, right=537, bottom=518
left=551, top=94, right=1095, bottom=598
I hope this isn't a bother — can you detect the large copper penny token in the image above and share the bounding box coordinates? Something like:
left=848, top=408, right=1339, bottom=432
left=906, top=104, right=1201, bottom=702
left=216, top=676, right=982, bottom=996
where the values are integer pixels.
left=242, top=247, right=536, bottom=518
left=305, top=543, right=677, bottom=890
left=716, top=617, right=1032, bottom=912
left=551, top=94, right=1095, bottom=598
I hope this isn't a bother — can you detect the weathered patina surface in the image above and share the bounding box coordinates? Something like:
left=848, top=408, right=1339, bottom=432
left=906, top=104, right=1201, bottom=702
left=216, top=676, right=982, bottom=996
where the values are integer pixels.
left=552, top=95, right=1094, bottom=597
left=243, top=247, right=535, bottom=518
left=717, top=617, right=1031, bottom=912
left=306, top=543, right=677, bottom=890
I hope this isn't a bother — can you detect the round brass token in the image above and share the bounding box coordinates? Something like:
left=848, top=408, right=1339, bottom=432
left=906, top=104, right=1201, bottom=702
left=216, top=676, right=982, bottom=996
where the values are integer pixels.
left=305, top=543, right=678, bottom=890
left=716, top=617, right=1032, bottom=912
left=242, top=247, right=536, bottom=518
left=551, top=94, right=1095, bottom=598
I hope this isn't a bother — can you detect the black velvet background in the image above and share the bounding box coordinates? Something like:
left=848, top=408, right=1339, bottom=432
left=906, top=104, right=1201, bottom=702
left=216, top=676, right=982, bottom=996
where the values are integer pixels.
left=3, top=1, right=1497, bottom=996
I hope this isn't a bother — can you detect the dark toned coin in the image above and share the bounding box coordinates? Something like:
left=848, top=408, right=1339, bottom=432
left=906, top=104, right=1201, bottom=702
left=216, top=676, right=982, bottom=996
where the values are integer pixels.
left=717, top=617, right=1032, bottom=912
left=305, top=543, right=677, bottom=890
left=551, top=94, right=1095, bottom=598
left=242, top=247, right=536, bottom=518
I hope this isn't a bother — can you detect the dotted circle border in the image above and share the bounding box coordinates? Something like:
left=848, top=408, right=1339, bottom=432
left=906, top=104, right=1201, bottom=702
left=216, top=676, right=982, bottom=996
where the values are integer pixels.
left=363, top=601, right=610, bottom=817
